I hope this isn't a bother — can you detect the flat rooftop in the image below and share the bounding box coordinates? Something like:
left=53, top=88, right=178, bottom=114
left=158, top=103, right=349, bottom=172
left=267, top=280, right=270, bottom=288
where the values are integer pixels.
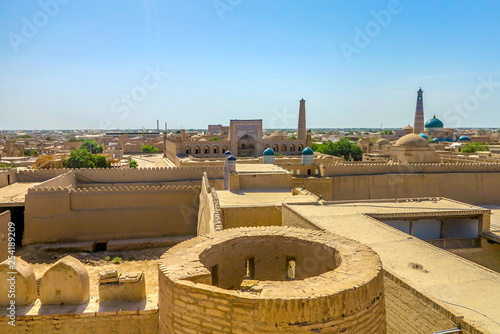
left=235, top=164, right=289, bottom=174
left=217, top=189, right=317, bottom=208
left=286, top=200, right=500, bottom=332
left=0, top=182, right=39, bottom=207
left=321, top=197, right=488, bottom=217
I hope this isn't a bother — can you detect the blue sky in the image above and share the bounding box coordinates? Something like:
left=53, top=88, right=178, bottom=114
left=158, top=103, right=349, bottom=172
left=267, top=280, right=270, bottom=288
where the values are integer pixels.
left=1, top=0, right=499, bottom=130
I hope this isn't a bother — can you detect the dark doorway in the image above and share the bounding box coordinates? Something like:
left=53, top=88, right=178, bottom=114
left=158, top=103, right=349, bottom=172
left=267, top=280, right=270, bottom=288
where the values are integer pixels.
left=1, top=206, right=25, bottom=246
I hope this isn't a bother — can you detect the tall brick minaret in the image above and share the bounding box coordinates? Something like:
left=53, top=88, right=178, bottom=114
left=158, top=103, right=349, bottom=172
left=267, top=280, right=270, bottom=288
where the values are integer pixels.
left=413, top=88, right=424, bottom=134
left=298, top=99, right=306, bottom=141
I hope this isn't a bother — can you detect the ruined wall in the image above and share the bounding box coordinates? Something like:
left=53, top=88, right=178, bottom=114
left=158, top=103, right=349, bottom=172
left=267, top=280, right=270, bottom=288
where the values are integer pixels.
left=23, top=185, right=200, bottom=245
left=0, top=211, right=11, bottom=262
left=0, top=170, right=17, bottom=188
left=163, top=139, right=181, bottom=166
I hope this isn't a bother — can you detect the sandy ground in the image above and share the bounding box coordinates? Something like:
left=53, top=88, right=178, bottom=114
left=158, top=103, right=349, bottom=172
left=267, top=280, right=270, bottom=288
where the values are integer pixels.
left=131, top=154, right=173, bottom=168
left=16, top=245, right=169, bottom=296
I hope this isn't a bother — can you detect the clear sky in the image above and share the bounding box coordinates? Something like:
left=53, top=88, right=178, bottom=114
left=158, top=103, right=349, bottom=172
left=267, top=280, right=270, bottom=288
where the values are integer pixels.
left=1, top=0, right=499, bottom=130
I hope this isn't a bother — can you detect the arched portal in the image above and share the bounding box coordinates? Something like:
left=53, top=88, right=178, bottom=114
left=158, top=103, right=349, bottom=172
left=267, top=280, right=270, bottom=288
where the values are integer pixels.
left=238, top=134, right=255, bottom=157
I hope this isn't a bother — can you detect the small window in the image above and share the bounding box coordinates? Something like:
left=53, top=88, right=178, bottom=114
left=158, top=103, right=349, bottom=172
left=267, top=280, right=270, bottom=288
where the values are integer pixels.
left=93, top=241, right=108, bottom=252
left=211, top=265, right=219, bottom=286
left=286, top=257, right=296, bottom=279
left=245, top=257, right=255, bottom=279
left=307, top=169, right=311, bottom=176
left=205, top=148, right=209, bottom=154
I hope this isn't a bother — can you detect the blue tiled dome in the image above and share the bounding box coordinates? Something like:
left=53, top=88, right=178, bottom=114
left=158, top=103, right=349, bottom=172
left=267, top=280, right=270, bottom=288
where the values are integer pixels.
left=419, top=133, right=429, bottom=139
left=302, top=147, right=314, bottom=155
left=263, top=148, right=275, bottom=156
left=425, top=115, right=444, bottom=129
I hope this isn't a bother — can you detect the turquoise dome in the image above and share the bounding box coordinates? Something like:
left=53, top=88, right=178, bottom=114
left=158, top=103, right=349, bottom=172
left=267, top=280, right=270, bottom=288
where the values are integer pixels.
left=433, top=138, right=440, bottom=142
left=459, top=136, right=471, bottom=141
left=302, top=147, right=314, bottom=155
left=419, top=133, right=429, bottom=139
left=263, top=148, right=275, bottom=156
left=425, top=115, right=444, bottom=129
left=175, top=130, right=181, bottom=134
left=227, top=155, right=236, bottom=161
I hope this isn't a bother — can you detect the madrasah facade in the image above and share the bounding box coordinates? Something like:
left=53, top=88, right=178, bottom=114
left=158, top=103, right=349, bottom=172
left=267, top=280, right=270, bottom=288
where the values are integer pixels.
left=165, top=99, right=312, bottom=158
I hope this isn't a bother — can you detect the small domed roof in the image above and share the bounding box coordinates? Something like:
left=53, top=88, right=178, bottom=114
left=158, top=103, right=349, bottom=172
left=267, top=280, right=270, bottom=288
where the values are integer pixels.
left=176, top=130, right=181, bottom=134
left=112, top=137, right=120, bottom=142
left=263, top=148, right=275, bottom=156
left=433, top=138, right=440, bottom=142
left=224, top=151, right=232, bottom=156
left=198, top=138, right=207, bottom=142
left=376, top=138, right=390, bottom=145
left=394, top=134, right=430, bottom=147
left=419, top=133, right=429, bottom=139
left=269, top=130, right=287, bottom=139
left=403, top=125, right=414, bottom=131
left=425, top=115, right=444, bottom=128
left=459, top=136, right=471, bottom=141
left=227, top=155, right=236, bottom=161
left=302, top=147, right=314, bottom=155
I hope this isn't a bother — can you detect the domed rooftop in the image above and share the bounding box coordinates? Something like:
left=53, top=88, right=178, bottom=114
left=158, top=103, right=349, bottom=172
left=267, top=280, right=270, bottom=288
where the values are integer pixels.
left=263, top=148, right=275, bottom=156
left=224, top=151, right=232, bottom=156
left=112, top=137, right=120, bottom=142
left=227, top=155, right=236, bottom=161
left=302, top=147, right=314, bottom=155
left=176, top=130, right=181, bottom=134
left=376, top=138, right=390, bottom=146
left=394, top=133, right=430, bottom=147
left=402, top=125, right=414, bottom=131
left=425, top=115, right=444, bottom=129
left=419, top=133, right=429, bottom=139
left=269, top=130, right=288, bottom=140
left=459, top=136, right=471, bottom=141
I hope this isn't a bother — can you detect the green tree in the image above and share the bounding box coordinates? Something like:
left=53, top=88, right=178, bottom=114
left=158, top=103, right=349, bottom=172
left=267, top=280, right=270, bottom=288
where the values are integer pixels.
left=23, top=149, right=38, bottom=156
left=80, top=139, right=103, bottom=153
left=209, top=137, right=221, bottom=141
left=64, top=149, right=110, bottom=168
left=382, top=130, right=394, bottom=135
left=289, top=135, right=297, bottom=140
left=315, top=139, right=363, bottom=161
left=461, top=142, right=489, bottom=153
left=129, top=159, right=138, bottom=168
left=141, top=145, right=159, bottom=153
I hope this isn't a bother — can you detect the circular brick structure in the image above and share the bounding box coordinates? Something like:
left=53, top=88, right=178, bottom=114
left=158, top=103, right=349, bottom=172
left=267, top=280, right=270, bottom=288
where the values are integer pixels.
left=159, top=227, right=386, bottom=334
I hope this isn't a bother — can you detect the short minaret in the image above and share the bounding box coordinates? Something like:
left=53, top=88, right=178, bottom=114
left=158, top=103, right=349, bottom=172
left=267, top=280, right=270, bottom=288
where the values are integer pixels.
left=298, top=99, right=306, bottom=141
left=413, top=88, right=425, bottom=134
left=262, top=148, right=275, bottom=164
left=223, top=151, right=233, bottom=190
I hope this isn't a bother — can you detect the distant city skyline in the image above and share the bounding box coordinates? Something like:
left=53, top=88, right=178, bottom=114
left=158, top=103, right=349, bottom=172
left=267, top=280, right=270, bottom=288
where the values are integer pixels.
left=1, top=1, right=500, bottom=130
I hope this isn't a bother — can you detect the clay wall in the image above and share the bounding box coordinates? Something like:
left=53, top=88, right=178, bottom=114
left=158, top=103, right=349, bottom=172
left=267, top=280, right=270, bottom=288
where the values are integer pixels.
left=197, top=173, right=223, bottom=236
left=31, top=171, right=76, bottom=190
left=0, top=310, right=158, bottom=334
left=384, top=271, right=488, bottom=334
left=23, top=185, right=200, bottom=245
left=323, top=162, right=500, bottom=177
left=17, top=168, right=67, bottom=182
left=295, top=171, right=500, bottom=204
left=221, top=206, right=282, bottom=229
left=0, top=211, right=11, bottom=262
